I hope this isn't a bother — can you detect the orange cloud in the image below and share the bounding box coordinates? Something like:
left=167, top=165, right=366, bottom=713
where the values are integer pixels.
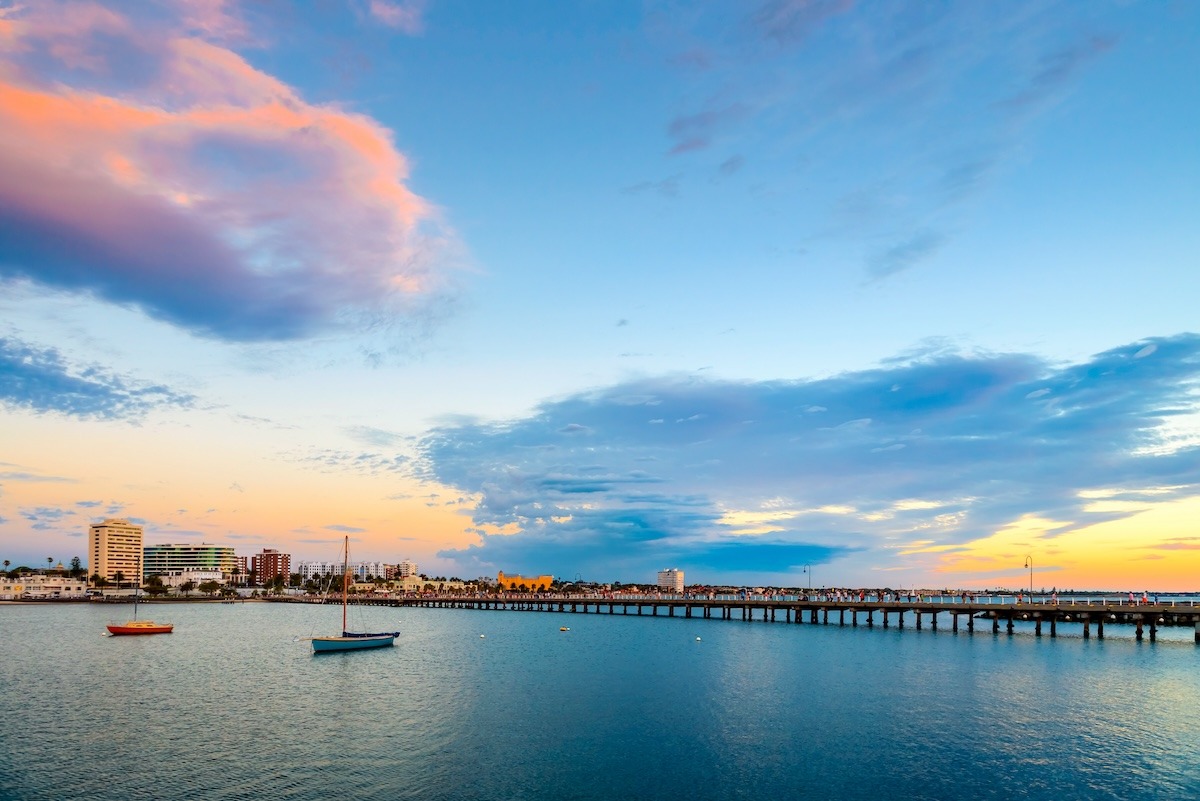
left=0, top=1, right=450, bottom=341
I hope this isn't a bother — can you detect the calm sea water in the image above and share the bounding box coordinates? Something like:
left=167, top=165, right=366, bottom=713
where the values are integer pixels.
left=2, top=601, right=1199, bottom=801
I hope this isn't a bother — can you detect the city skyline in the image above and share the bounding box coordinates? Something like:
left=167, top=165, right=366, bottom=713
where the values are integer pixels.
left=1, top=1, right=1198, bottom=590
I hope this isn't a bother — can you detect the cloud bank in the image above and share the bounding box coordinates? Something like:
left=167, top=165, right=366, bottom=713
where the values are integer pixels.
left=0, top=1, right=452, bottom=342
left=420, top=335, right=1200, bottom=583
left=0, top=337, right=193, bottom=419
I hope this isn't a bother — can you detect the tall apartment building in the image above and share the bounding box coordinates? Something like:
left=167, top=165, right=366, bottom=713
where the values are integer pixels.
left=89, top=518, right=144, bottom=584
left=396, top=559, right=419, bottom=578
left=251, top=549, right=292, bottom=584
left=143, top=543, right=237, bottom=578
left=657, top=568, right=685, bottom=593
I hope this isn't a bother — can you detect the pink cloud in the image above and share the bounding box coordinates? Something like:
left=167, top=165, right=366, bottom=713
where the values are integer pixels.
left=177, top=0, right=250, bottom=42
left=0, top=1, right=450, bottom=341
left=368, top=0, right=426, bottom=35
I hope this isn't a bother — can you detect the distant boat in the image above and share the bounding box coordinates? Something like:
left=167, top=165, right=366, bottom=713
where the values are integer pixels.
left=311, top=536, right=398, bottom=653
left=107, top=561, right=173, bottom=636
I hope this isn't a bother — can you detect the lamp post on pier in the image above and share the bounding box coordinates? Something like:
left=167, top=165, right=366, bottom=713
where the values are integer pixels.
left=1024, top=556, right=1033, bottom=597
left=802, top=564, right=812, bottom=590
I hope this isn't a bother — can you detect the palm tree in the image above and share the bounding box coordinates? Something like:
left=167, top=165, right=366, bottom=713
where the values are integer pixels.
left=3, top=560, right=9, bottom=577
left=47, top=557, right=53, bottom=574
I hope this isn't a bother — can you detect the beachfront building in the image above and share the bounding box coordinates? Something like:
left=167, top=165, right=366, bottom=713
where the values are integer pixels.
left=160, top=570, right=224, bottom=589
left=89, top=518, right=144, bottom=585
left=143, top=543, right=237, bottom=579
left=298, top=561, right=390, bottom=583
left=0, top=574, right=90, bottom=600
left=497, top=571, right=553, bottom=591
left=395, top=559, right=419, bottom=578
left=391, top=576, right=467, bottom=594
left=251, top=548, right=291, bottom=585
left=657, top=568, right=685, bottom=593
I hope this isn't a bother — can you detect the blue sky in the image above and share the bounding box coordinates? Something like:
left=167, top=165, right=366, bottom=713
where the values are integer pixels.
left=1, top=0, right=1198, bottom=589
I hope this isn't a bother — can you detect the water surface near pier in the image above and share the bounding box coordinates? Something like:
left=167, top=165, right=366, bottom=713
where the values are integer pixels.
left=2, top=601, right=1198, bottom=801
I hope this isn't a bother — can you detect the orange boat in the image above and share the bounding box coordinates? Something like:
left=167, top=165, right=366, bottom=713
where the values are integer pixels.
left=107, top=619, right=174, bottom=636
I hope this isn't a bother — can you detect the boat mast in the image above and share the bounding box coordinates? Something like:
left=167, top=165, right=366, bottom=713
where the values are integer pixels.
left=342, top=535, right=349, bottom=634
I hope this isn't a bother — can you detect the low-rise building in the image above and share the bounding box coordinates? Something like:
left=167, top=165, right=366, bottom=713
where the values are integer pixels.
left=0, top=575, right=89, bottom=600
left=497, top=571, right=553, bottom=591
left=159, top=570, right=224, bottom=589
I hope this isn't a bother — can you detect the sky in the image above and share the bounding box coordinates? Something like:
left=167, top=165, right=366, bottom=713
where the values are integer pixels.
left=1, top=0, right=1198, bottom=591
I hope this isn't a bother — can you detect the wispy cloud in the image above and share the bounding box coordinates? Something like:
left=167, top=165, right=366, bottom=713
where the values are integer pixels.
left=667, top=103, right=748, bottom=154
left=0, top=337, right=193, bottom=419
left=344, top=425, right=409, bottom=448
left=652, top=3, right=1118, bottom=278
left=0, top=2, right=456, bottom=342
left=749, top=0, right=855, bottom=47
left=21, top=506, right=77, bottom=531
left=285, top=448, right=411, bottom=476
left=622, top=174, right=683, bottom=198
left=868, top=230, right=945, bottom=280
left=421, top=335, right=1200, bottom=582
left=367, top=0, right=426, bottom=35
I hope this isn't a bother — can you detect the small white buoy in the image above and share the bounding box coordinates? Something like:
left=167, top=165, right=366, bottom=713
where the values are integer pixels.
left=480, top=634, right=485, bottom=638
left=695, top=636, right=701, bottom=641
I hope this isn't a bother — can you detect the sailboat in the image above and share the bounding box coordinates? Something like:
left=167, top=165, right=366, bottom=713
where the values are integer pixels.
left=106, top=559, right=173, bottom=635
left=311, top=536, right=399, bottom=653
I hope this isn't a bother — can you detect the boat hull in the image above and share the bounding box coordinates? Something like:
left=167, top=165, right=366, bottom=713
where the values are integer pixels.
left=107, top=621, right=174, bottom=635
left=311, top=634, right=396, bottom=653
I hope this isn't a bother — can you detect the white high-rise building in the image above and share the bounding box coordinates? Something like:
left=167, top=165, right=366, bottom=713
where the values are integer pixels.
left=396, top=559, right=419, bottom=578
left=657, top=568, right=684, bottom=593
left=89, top=518, right=143, bottom=585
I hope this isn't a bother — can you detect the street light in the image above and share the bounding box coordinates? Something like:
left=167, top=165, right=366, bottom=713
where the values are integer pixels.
left=1024, top=555, right=1033, bottom=597
left=803, top=564, right=812, bottom=589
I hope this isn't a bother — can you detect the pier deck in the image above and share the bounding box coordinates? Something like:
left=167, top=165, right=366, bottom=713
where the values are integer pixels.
left=284, top=595, right=1200, bottom=643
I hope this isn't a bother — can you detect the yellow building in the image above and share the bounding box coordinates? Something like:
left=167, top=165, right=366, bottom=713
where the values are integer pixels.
left=497, top=571, right=553, bottom=591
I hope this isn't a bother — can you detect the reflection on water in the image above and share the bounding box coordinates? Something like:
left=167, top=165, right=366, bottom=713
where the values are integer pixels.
left=1, top=601, right=1198, bottom=800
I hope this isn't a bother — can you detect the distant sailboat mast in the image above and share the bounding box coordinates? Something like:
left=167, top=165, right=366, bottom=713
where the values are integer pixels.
left=342, top=535, right=350, bottom=635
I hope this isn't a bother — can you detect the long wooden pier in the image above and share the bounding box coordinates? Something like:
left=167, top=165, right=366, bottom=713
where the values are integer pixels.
left=293, top=595, right=1200, bottom=643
